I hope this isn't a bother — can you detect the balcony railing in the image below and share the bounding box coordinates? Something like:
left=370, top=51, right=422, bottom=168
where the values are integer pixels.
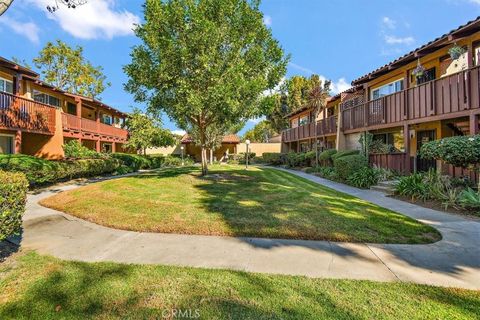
left=0, top=91, right=56, bottom=134
left=282, top=115, right=338, bottom=143
left=342, top=65, right=480, bottom=131
left=62, top=112, right=128, bottom=141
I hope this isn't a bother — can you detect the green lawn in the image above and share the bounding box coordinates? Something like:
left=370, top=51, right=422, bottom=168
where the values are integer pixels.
left=0, top=251, right=478, bottom=319
left=40, top=165, right=440, bottom=243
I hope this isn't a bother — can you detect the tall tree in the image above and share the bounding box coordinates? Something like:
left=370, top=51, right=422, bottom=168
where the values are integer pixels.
left=33, top=40, right=110, bottom=99
left=125, top=0, right=288, bottom=175
left=125, top=108, right=176, bottom=155
left=243, top=120, right=277, bottom=143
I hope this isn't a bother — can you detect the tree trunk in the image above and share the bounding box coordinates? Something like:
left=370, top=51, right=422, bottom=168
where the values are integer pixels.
left=210, top=149, right=213, bottom=165
left=143, top=147, right=146, bottom=156
left=201, top=146, right=208, bottom=176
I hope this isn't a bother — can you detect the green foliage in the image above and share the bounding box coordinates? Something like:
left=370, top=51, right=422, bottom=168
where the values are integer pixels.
left=395, top=173, right=429, bottom=201
left=420, top=135, right=480, bottom=169
left=63, top=140, right=103, bottom=159
left=0, top=154, right=120, bottom=187
left=331, top=150, right=360, bottom=161
left=358, top=132, right=373, bottom=156
left=125, top=108, right=176, bottom=155
left=0, top=171, right=28, bottom=241
left=370, top=139, right=393, bottom=154
left=33, top=40, right=109, bottom=99
left=319, top=149, right=337, bottom=166
left=458, top=188, right=480, bottom=213
left=243, top=120, right=278, bottom=143
left=111, top=153, right=150, bottom=171
left=125, top=0, right=288, bottom=174
left=238, top=152, right=257, bottom=165
left=333, top=154, right=368, bottom=181
left=309, top=166, right=339, bottom=181
left=346, top=167, right=381, bottom=189
left=262, top=153, right=282, bottom=165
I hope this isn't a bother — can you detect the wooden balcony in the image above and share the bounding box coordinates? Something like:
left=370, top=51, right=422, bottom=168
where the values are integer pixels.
left=282, top=115, right=338, bottom=143
left=342, top=65, right=480, bottom=132
left=0, top=91, right=56, bottom=134
left=62, top=112, right=128, bottom=142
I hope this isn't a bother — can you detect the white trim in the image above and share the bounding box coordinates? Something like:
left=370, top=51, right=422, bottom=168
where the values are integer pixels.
left=0, top=76, right=13, bottom=94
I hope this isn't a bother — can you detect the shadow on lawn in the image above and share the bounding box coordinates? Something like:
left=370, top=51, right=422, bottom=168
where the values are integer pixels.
left=128, top=166, right=480, bottom=276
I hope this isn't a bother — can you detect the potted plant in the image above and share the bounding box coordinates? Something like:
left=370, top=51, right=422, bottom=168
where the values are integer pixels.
left=449, top=44, right=467, bottom=60
left=412, top=60, right=425, bottom=77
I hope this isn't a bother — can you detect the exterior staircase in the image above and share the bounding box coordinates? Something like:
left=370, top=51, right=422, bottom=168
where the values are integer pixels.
left=371, top=180, right=398, bottom=195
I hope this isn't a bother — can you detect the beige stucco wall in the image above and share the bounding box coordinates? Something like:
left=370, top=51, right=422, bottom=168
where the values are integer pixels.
left=146, top=144, right=183, bottom=156
left=237, top=143, right=281, bottom=156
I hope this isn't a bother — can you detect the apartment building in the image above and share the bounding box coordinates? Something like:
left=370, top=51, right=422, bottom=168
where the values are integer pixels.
left=0, top=56, right=128, bottom=159
left=282, top=17, right=480, bottom=179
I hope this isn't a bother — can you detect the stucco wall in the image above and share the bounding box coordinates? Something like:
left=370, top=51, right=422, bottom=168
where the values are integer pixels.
left=237, top=143, right=281, bottom=156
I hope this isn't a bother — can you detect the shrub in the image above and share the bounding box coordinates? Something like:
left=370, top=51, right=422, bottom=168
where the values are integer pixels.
left=319, top=149, right=337, bottom=166
left=331, top=149, right=360, bottom=161
left=370, top=140, right=393, bottom=154
left=304, top=151, right=316, bottom=166
left=262, top=153, right=282, bottom=165
left=238, top=152, right=257, bottom=164
left=63, top=140, right=103, bottom=159
left=111, top=153, right=150, bottom=171
left=0, top=154, right=122, bottom=187
left=146, top=154, right=165, bottom=169
left=0, top=171, right=28, bottom=241
left=333, top=154, right=368, bottom=181
left=421, top=135, right=480, bottom=169
left=395, top=173, right=429, bottom=201
left=315, top=166, right=339, bottom=180
left=458, top=188, right=480, bottom=213
left=346, top=167, right=381, bottom=189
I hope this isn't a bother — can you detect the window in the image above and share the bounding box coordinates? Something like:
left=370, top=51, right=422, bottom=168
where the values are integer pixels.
left=67, top=102, right=77, bottom=115
left=102, top=114, right=112, bottom=125
left=371, top=79, right=404, bottom=100
left=102, top=143, right=112, bottom=153
left=299, top=115, right=309, bottom=126
left=0, top=135, right=14, bottom=154
left=33, top=90, right=60, bottom=107
left=291, top=118, right=298, bottom=128
left=0, top=78, right=13, bottom=94
left=415, top=67, right=436, bottom=85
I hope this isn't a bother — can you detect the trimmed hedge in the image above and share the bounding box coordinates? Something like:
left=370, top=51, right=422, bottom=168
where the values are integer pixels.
left=0, top=155, right=122, bottom=187
left=331, top=150, right=360, bottom=161
left=111, top=153, right=150, bottom=171
left=334, top=154, right=368, bottom=181
left=262, top=153, right=282, bottom=165
left=0, top=171, right=28, bottom=241
left=319, top=149, right=337, bottom=166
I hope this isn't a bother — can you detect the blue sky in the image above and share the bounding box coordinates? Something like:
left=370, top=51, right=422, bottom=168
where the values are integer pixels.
left=0, top=0, right=478, bottom=135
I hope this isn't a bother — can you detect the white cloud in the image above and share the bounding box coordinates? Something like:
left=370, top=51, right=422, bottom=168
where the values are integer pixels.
left=28, top=0, right=140, bottom=39
left=288, top=62, right=315, bottom=75
left=382, top=16, right=396, bottom=29
left=171, top=129, right=186, bottom=136
left=469, top=0, right=480, bottom=4
left=263, top=15, right=272, bottom=26
left=330, top=78, right=351, bottom=95
left=384, top=35, right=415, bottom=45
left=0, top=16, right=40, bottom=44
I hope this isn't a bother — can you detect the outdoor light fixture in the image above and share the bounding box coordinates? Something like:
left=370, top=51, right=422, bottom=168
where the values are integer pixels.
left=180, top=145, right=184, bottom=166
left=0, top=0, right=13, bottom=16
left=245, top=139, right=251, bottom=170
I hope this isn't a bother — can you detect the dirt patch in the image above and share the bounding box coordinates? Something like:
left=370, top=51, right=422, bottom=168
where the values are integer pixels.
left=393, top=195, right=480, bottom=221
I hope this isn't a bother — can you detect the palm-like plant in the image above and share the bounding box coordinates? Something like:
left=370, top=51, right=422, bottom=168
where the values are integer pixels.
left=308, top=79, right=331, bottom=166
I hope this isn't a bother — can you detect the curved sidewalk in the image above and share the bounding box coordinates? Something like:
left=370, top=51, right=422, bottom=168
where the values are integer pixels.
left=20, top=169, right=480, bottom=290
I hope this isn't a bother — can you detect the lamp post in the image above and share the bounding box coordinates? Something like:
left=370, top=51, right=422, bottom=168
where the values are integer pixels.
left=180, top=145, right=184, bottom=166
left=245, top=139, right=251, bottom=169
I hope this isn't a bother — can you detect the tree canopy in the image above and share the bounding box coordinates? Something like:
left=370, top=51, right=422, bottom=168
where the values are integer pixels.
left=125, top=108, right=176, bottom=155
left=125, top=0, right=288, bottom=174
left=33, top=40, right=109, bottom=99
left=243, top=120, right=277, bottom=143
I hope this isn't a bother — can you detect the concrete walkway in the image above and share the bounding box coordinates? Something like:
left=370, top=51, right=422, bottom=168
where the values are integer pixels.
left=19, top=168, right=480, bottom=290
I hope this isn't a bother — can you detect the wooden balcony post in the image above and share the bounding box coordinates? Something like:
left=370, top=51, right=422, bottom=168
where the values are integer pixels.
left=112, top=142, right=116, bottom=153
left=403, top=123, right=411, bottom=174
left=75, top=98, right=82, bottom=117
left=14, top=130, right=22, bottom=154
left=470, top=114, right=479, bottom=135
left=96, top=139, right=101, bottom=152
